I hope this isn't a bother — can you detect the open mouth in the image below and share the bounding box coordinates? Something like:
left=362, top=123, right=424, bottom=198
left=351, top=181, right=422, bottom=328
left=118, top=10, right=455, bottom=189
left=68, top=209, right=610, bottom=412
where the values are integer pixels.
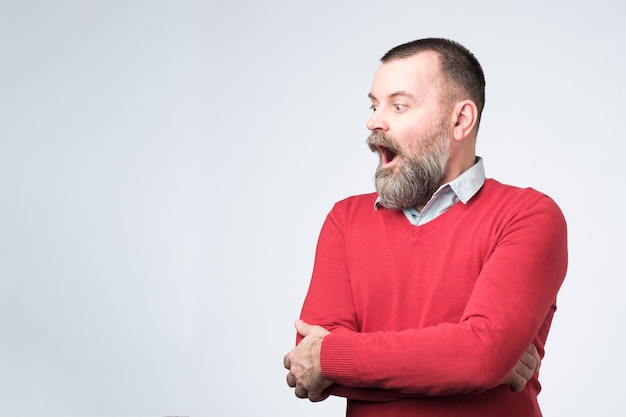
left=376, top=145, right=398, bottom=167
left=367, top=132, right=402, bottom=168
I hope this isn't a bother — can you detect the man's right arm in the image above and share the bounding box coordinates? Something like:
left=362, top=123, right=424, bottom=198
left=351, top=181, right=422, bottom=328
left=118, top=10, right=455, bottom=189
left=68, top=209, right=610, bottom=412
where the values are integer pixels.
left=289, top=329, right=540, bottom=402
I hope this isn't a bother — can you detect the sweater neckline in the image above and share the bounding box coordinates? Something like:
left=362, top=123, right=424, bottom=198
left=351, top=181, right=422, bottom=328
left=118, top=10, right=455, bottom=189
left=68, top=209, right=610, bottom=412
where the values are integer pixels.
left=382, top=180, right=489, bottom=237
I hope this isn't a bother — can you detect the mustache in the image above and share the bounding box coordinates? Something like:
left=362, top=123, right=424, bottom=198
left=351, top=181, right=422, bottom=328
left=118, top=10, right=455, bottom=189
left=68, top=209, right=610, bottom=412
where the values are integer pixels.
left=367, top=131, right=404, bottom=157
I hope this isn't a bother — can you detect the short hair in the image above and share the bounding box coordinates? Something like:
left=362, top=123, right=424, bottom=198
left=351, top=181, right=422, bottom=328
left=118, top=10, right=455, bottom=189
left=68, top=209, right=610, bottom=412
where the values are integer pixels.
left=381, top=38, right=486, bottom=124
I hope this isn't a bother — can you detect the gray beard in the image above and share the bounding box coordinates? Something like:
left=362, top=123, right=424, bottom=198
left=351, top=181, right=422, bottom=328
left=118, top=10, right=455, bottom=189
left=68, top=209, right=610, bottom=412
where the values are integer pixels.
left=368, top=130, right=449, bottom=210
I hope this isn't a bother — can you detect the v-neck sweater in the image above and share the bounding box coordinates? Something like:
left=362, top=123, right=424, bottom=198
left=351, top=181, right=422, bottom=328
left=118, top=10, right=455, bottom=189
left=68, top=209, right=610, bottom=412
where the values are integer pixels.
left=299, top=178, right=568, bottom=417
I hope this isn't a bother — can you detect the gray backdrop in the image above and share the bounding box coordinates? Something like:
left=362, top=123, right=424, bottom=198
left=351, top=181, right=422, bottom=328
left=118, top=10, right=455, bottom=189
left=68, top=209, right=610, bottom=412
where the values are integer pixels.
left=1, top=0, right=624, bottom=416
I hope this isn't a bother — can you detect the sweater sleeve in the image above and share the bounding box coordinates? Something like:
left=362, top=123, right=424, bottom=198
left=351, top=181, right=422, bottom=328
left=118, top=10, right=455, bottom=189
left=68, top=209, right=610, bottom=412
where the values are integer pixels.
left=299, top=207, right=360, bottom=335
left=300, top=204, right=423, bottom=401
left=308, top=194, right=568, bottom=397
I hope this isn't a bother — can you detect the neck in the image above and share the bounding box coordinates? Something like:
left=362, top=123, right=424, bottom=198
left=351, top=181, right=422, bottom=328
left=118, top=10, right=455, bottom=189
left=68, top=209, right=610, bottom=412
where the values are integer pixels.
left=443, top=146, right=477, bottom=183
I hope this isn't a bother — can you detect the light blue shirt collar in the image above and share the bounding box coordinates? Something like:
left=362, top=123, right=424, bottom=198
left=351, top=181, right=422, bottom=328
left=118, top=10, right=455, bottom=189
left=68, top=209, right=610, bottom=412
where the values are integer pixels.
left=446, top=156, right=486, bottom=205
left=375, top=157, right=486, bottom=226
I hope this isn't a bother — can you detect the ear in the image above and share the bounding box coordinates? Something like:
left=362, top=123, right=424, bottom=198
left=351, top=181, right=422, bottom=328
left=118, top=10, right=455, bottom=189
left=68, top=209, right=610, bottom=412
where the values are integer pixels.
left=452, top=100, right=478, bottom=141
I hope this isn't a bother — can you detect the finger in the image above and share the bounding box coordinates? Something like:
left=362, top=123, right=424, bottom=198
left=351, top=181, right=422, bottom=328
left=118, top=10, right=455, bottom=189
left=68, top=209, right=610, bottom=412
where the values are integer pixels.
left=509, top=355, right=536, bottom=393
left=507, top=370, right=526, bottom=392
left=310, top=390, right=330, bottom=402
left=524, top=344, right=540, bottom=370
left=308, top=390, right=326, bottom=402
left=508, top=355, right=536, bottom=393
left=518, top=350, right=539, bottom=375
left=286, top=372, right=296, bottom=388
left=515, top=356, right=535, bottom=381
left=283, top=354, right=291, bottom=370
left=529, top=344, right=541, bottom=373
left=295, top=385, right=308, bottom=399
left=295, top=319, right=310, bottom=337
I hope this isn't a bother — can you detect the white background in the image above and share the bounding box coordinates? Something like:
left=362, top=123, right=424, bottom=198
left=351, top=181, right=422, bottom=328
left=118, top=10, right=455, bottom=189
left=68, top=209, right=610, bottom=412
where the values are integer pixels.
left=1, top=1, right=624, bottom=416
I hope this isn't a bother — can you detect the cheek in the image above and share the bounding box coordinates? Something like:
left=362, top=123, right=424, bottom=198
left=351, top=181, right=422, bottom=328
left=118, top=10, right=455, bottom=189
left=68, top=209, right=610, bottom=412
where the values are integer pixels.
left=395, top=126, right=424, bottom=154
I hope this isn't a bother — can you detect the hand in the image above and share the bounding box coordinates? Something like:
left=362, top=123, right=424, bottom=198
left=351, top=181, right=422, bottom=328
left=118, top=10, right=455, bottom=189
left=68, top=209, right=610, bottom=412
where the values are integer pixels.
left=501, top=344, right=541, bottom=392
left=284, top=320, right=332, bottom=401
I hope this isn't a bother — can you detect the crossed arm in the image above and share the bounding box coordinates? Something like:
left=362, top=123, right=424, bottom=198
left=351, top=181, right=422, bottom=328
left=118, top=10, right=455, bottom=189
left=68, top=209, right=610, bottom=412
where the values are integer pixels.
left=282, top=194, right=566, bottom=402
left=284, top=320, right=542, bottom=402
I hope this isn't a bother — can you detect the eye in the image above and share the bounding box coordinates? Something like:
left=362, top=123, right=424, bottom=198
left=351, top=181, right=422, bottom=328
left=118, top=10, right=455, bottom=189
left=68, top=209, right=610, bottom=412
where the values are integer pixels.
left=369, top=104, right=377, bottom=112
left=394, top=103, right=407, bottom=112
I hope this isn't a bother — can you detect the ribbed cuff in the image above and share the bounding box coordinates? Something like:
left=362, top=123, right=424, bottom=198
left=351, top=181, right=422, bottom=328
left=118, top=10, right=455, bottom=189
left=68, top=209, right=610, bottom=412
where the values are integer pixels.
left=320, top=332, right=361, bottom=386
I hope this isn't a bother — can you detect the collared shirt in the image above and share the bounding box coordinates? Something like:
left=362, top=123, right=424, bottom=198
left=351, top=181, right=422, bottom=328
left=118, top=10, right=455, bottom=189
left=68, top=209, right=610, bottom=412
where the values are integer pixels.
left=375, top=157, right=486, bottom=226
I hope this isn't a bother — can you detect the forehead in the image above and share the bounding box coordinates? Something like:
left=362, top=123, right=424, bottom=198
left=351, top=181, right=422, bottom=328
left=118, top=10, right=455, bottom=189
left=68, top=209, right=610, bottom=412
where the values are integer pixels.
left=370, top=51, right=442, bottom=100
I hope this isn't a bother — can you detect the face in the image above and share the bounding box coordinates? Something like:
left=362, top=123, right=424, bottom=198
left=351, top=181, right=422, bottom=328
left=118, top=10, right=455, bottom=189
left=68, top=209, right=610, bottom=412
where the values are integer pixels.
left=366, top=52, right=452, bottom=210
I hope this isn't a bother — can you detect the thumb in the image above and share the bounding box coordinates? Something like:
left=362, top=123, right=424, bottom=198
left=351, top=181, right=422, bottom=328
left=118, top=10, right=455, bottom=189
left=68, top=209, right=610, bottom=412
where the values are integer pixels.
left=294, top=319, right=310, bottom=337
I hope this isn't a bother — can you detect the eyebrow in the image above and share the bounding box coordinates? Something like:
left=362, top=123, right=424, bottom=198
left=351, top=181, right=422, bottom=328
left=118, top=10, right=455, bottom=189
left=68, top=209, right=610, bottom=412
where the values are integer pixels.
left=368, top=91, right=417, bottom=101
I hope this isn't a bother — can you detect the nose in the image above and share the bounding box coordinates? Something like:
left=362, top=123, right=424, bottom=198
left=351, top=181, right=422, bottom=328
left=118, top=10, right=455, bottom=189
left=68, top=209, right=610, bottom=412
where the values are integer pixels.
left=366, top=108, right=389, bottom=132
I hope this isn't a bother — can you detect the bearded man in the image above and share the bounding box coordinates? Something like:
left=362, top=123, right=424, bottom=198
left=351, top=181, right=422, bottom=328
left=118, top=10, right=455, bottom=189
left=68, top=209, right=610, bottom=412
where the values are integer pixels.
left=284, top=38, right=568, bottom=417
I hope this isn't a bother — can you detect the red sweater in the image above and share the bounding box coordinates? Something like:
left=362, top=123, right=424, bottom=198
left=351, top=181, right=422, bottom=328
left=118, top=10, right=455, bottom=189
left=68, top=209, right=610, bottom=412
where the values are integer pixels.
left=299, top=179, right=568, bottom=417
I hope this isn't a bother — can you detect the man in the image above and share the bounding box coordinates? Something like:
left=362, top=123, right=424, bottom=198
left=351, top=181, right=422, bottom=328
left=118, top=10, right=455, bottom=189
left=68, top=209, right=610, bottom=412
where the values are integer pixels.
left=283, top=38, right=568, bottom=416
